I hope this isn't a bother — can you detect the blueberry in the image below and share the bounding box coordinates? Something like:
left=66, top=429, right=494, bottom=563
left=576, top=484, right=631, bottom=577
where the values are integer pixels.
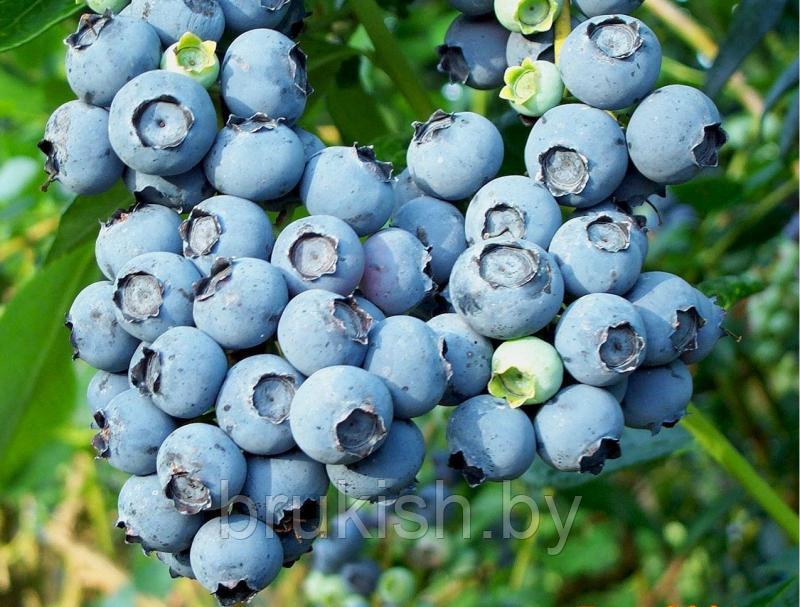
left=275, top=0, right=307, bottom=37
left=353, top=295, right=385, bottom=325
left=193, top=257, right=289, bottom=350
left=190, top=514, right=283, bottom=606
left=95, top=204, right=183, bottom=281
left=448, top=0, right=493, bottom=15
left=559, top=15, right=661, bottom=110
left=180, top=195, right=274, bottom=274
left=161, top=32, right=220, bottom=89
left=279, top=510, right=321, bottom=567
left=108, top=70, right=217, bottom=176
left=554, top=293, right=647, bottom=386
left=392, top=196, right=467, bottom=285
left=426, top=313, right=493, bottom=405
left=465, top=175, right=561, bottom=249
left=572, top=0, right=643, bottom=17
left=86, top=370, right=130, bottom=414
left=326, top=419, right=425, bottom=502
left=391, top=168, right=426, bottom=216
left=217, top=0, right=291, bottom=33
left=500, top=58, right=563, bottom=117
left=294, top=126, right=325, bottom=160
left=506, top=30, right=555, bottom=65
left=572, top=203, right=650, bottom=260
left=129, top=326, right=227, bottom=418
left=204, top=114, right=305, bottom=202
left=216, top=354, right=302, bottom=455
left=437, top=14, right=509, bottom=90
left=38, top=101, right=123, bottom=195
left=548, top=211, right=644, bottom=296
left=124, top=166, right=215, bottom=211
left=92, top=389, right=177, bottom=475
left=625, top=271, right=703, bottom=366
left=605, top=376, right=628, bottom=403
left=446, top=395, right=536, bottom=486
left=67, top=281, right=139, bottom=372
left=157, top=549, right=195, bottom=579
left=360, top=228, right=435, bottom=315
left=116, top=474, right=204, bottom=553
left=220, top=28, right=310, bottom=123
left=65, top=12, right=161, bottom=108
left=407, top=110, right=504, bottom=202
left=290, top=365, right=393, bottom=465
left=627, top=85, right=727, bottom=184
left=524, top=103, right=628, bottom=208
left=271, top=215, right=365, bottom=296
left=622, top=359, right=692, bottom=433
left=449, top=239, right=564, bottom=339
left=277, top=290, right=373, bottom=376
left=311, top=515, right=366, bottom=574
left=533, top=384, right=624, bottom=474
left=681, top=290, right=726, bottom=364
left=123, top=0, right=225, bottom=45
left=494, top=0, right=563, bottom=34
left=157, top=423, right=247, bottom=514
left=363, top=316, right=450, bottom=419
left=341, top=560, right=381, bottom=597
left=112, top=252, right=201, bottom=342
left=488, top=336, right=563, bottom=406
left=240, top=449, right=328, bottom=531
left=300, top=145, right=394, bottom=236
left=609, top=163, right=665, bottom=210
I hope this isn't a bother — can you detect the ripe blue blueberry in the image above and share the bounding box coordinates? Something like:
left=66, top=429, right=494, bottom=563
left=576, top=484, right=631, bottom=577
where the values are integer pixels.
left=278, top=290, right=373, bottom=376
left=605, top=376, right=628, bottom=403
left=180, top=195, right=275, bottom=274
left=190, top=514, right=283, bottom=606
left=609, top=163, right=665, bottom=212
left=622, top=359, right=692, bottom=433
left=559, top=15, right=661, bottom=110
left=548, top=211, right=645, bottom=296
left=123, top=0, right=225, bottom=45
left=216, top=354, right=303, bottom=455
left=156, top=423, right=247, bottom=514
left=193, top=257, right=289, bottom=350
left=92, top=388, right=177, bottom=475
left=116, top=474, right=204, bottom=553
left=437, top=14, right=509, bottom=90
left=112, top=252, right=201, bottom=342
left=681, top=290, right=726, bottom=364
left=533, top=384, right=624, bottom=474
left=65, top=12, right=161, bottom=108
left=290, top=365, right=394, bottom=465
left=446, top=395, right=536, bottom=486
left=95, top=204, right=183, bottom=281
left=39, top=101, right=123, bottom=195
left=204, top=114, right=305, bottom=202
left=426, top=313, right=493, bottom=405
left=311, top=515, right=367, bottom=574
left=554, top=293, right=647, bottom=386
left=124, top=166, right=214, bottom=211
left=221, top=28, right=310, bottom=123
left=294, top=126, right=326, bottom=160
left=525, top=104, right=628, bottom=208
left=572, top=0, right=643, bottom=17
left=157, top=550, right=195, bottom=579
left=86, top=370, right=129, bottom=414
left=271, top=215, right=365, bottom=296
left=627, top=85, right=727, bottom=184
left=392, top=196, right=467, bottom=285
left=391, top=168, right=426, bottom=216
left=67, top=281, right=139, bottom=372
left=407, top=110, right=504, bottom=202
left=363, top=316, right=450, bottom=419
left=326, top=419, right=425, bottom=502
left=129, top=326, right=228, bottom=418
left=360, top=228, right=434, bottom=315
left=506, top=30, right=555, bottom=65
left=217, top=0, right=291, bottom=32
left=449, top=239, right=564, bottom=339
left=341, top=560, right=381, bottom=597
left=625, top=271, right=704, bottom=366
left=465, top=175, right=561, bottom=249
left=449, top=0, right=494, bottom=15
left=279, top=511, right=321, bottom=567
left=108, top=70, right=217, bottom=176
left=300, top=145, right=394, bottom=236
left=353, top=295, right=385, bottom=325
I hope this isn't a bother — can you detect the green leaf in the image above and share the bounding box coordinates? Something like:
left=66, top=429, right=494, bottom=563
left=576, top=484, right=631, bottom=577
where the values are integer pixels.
left=697, top=274, right=766, bottom=309
left=737, top=576, right=798, bottom=607
left=779, top=90, right=799, bottom=157
left=704, top=0, right=788, bottom=98
left=0, top=0, right=79, bottom=53
left=762, top=58, right=799, bottom=117
left=46, top=181, right=131, bottom=263
left=0, top=242, right=98, bottom=484
left=327, top=55, right=390, bottom=144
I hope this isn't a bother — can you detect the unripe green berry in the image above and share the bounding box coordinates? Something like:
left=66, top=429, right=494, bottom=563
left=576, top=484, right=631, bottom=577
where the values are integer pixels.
left=161, top=32, right=220, bottom=89
left=494, top=0, right=563, bottom=35
left=488, top=336, right=563, bottom=406
left=303, top=570, right=349, bottom=606
left=377, top=567, right=417, bottom=604
left=500, top=58, right=563, bottom=117
left=81, top=0, right=130, bottom=12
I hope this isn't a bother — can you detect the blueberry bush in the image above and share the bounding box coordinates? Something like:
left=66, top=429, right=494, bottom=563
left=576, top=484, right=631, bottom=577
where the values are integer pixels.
left=0, top=1, right=797, bottom=606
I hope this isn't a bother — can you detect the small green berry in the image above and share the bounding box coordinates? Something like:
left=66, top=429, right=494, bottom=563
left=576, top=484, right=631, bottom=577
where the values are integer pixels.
left=494, top=0, right=563, bottom=35
left=82, top=0, right=131, bottom=12
left=377, top=567, right=416, bottom=604
left=303, top=570, right=349, bottom=606
left=488, top=336, right=563, bottom=406
left=500, top=58, right=563, bottom=117
left=161, top=32, right=220, bottom=89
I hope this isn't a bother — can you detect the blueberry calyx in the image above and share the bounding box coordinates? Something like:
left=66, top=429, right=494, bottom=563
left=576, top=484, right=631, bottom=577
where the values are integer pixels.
left=330, top=297, right=372, bottom=345
left=227, top=112, right=285, bottom=133
left=130, top=346, right=162, bottom=395
left=334, top=405, right=387, bottom=458
left=163, top=469, right=212, bottom=515
left=288, top=44, right=313, bottom=96
left=262, top=0, right=292, bottom=11
left=447, top=451, right=486, bottom=487
left=598, top=322, right=646, bottom=373
left=412, top=109, right=455, bottom=144
left=113, top=271, right=165, bottom=321
left=36, top=138, right=59, bottom=191
left=477, top=242, right=541, bottom=289
left=670, top=306, right=703, bottom=354
left=578, top=437, right=621, bottom=475
left=482, top=203, right=526, bottom=240
left=538, top=145, right=590, bottom=197
left=354, top=145, right=393, bottom=181
left=91, top=411, right=111, bottom=458
left=65, top=11, right=112, bottom=50
left=586, top=16, right=643, bottom=59
left=436, top=44, right=470, bottom=85
left=132, top=95, right=195, bottom=150
left=214, top=580, right=259, bottom=607
left=287, top=230, right=340, bottom=280
left=193, top=257, right=234, bottom=301
left=692, top=123, right=727, bottom=168
left=180, top=209, right=221, bottom=257
left=250, top=373, right=296, bottom=424
left=161, top=32, right=220, bottom=89
left=586, top=213, right=633, bottom=252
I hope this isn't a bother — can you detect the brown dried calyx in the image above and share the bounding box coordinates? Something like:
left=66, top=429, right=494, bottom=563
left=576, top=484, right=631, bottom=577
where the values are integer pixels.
left=412, top=109, right=456, bottom=144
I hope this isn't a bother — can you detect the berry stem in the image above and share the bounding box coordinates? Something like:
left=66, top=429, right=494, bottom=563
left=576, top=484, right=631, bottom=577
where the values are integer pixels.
left=553, top=0, right=571, bottom=63
left=682, top=404, right=799, bottom=544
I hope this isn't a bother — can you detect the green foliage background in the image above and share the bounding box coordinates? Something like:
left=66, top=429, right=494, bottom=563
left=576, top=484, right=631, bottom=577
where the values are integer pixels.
left=0, top=1, right=797, bottom=605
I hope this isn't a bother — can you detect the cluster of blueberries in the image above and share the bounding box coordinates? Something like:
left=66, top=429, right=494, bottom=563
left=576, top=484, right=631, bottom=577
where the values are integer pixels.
left=49, top=0, right=729, bottom=604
